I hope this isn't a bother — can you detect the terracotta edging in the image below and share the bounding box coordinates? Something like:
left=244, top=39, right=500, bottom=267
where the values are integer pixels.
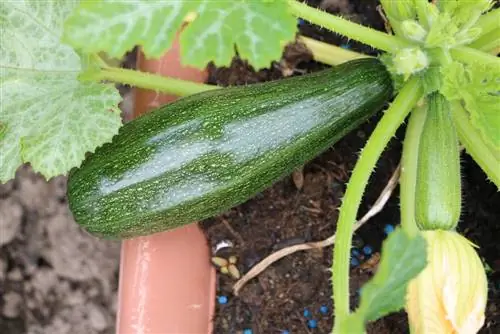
left=115, top=35, right=216, bottom=334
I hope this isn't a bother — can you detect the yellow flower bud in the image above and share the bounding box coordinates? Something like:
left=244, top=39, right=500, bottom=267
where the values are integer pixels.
left=406, top=230, right=487, bottom=334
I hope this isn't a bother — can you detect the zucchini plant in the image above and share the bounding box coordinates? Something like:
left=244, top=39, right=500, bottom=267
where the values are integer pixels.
left=1, top=0, right=498, bottom=333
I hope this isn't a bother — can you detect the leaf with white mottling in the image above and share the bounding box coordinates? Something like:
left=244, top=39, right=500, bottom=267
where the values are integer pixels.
left=441, top=61, right=500, bottom=149
left=63, top=0, right=198, bottom=59
left=63, top=0, right=297, bottom=69
left=182, top=0, right=297, bottom=69
left=0, top=0, right=122, bottom=183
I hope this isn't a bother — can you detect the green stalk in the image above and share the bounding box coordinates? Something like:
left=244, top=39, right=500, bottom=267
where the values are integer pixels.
left=474, top=8, right=500, bottom=38
left=92, top=53, right=111, bottom=69
left=451, top=101, right=500, bottom=188
left=467, top=29, right=500, bottom=53
left=451, top=46, right=500, bottom=67
left=288, top=0, right=410, bottom=53
left=400, top=102, right=427, bottom=237
left=86, top=67, right=218, bottom=97
left=332, top=77, right=423, bottom=330
left=414, top=0, right=431, bottom=29
left=298, top=36, right=369, bottom=66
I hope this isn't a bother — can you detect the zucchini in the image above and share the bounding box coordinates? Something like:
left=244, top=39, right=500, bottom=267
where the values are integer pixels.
left=67, top=58, right=393, bottom=238
left=415, top=92, right=462, bottom=230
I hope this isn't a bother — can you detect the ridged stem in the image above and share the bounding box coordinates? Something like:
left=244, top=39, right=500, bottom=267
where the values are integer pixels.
left=298, top=36, right=369, bottom=66
left=84, top=67, right=218, bottom=96
left=414, top=0, right=431, bottom=29
left=450, top=46, right=500, bottom=67
left=288, top=0, right=410, bottom=53
left=474, top=8, right=500, bottom=38
left=332, top=77, right=423, bottom=330
left=467, top=29, right=500, bottom=53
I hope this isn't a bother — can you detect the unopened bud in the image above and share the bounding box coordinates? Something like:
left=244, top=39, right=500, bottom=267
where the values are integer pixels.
left=401, top=20, right=427, bottom=42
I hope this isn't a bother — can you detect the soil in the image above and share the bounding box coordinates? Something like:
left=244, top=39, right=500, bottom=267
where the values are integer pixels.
left=1, top=1, right=499, bottom=334
left=0, top=166, right=120, bottom=334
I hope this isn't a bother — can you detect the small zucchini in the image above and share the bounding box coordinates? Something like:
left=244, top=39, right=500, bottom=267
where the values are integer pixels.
left=67, top=58, right=393, bottom=238
left=415, top=92, right=462, bottom=230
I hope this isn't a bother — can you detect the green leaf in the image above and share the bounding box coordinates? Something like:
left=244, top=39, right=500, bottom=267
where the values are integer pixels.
left=425, top=12, right=459, bottom=48
left=353, top=228, right=427, bottom=323
left=63, top=0, right=297, bottom=70
left=0, top=0, right=122, bottom=183
left=441, top=61, right=500, bottom=149
left=180, top=1, right=297, bottom=69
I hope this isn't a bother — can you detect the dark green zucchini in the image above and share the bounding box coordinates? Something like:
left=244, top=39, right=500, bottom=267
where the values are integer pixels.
left=67, top=58, right=393, bottom=238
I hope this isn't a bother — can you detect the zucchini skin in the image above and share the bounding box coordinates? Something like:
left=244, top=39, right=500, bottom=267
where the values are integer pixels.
left=415, top=93, right=462, bottom=230
left=67, top=58, right=393, bottom=238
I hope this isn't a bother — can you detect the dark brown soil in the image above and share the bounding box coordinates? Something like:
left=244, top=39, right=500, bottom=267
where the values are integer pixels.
left=201, top=1, right=500, bottom=333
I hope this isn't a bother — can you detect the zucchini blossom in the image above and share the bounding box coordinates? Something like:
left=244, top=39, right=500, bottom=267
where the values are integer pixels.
left=406, top=230, right=487, bottom=334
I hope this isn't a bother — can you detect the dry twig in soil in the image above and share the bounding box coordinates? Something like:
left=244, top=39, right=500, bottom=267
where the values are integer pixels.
left=233, top=164, right=401, bottom=295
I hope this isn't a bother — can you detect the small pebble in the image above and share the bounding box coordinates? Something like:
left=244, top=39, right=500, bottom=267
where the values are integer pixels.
left=384, top=224, right=395, bottom=235
left=351, top=248, right=361, bottom=258
left=303, top=308, right=312, bottom=318
left=218, top=296, right=228, bottom=304
left=297, top=18, right=305, bottom=26
left=319, top=305, right=329, bottom=314
left=362, top=245, right=373, bottom=256
left=350, top=257, right=360, bottom=267
left=243, top=329, right=252, bottom=334
left=307, top=319, right=318, bottom=329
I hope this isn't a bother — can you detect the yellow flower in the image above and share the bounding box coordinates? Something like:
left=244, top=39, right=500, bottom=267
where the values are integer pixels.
left=406, top=230, right=488, bottom=334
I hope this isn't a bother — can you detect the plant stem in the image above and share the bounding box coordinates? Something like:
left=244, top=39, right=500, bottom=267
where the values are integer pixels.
left=475, top=8, right=500, bottom=38
left=451, top=46, right=500, bottom=67
left=400, top=102, right=427, bottom=237
left=467, top=29, right=500, bottom=53
left=332, top=77, right=423, bottom=330
left=414, top=0, right=431, bottom=29
left=92, top=53, right=111, bottom=69
left=288, top=0, right=410, bottom=53
left=89, top=67, right=218, bottom=97
left=297, top=36, right=369, bottom=66
left=451, top=101, right=500, bottom=188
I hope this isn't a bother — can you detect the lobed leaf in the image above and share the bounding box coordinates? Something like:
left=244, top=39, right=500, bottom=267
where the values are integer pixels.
left=0, top=0, right=122, bottom=183
left=63, top=0, right=297, bottom=70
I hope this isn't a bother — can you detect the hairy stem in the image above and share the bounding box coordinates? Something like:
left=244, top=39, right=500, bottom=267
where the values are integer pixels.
left=451, top=101, right=500, bottom=188
left=414, top=0, right=431, bottom=29
left=475, top=8, right=500, bottom=38
left=288, top=0, right=409, bottom=53
left=88, top=67, right=218, bottom=97
left=451, top=46, right=500, bottom=67
left=332, top=77, right=423, bottom=330
left=298, top=36, right=369, bottom=66
left=467, top=29, right=500, bottom=53
left=400, top=102, right=427, bottom=237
